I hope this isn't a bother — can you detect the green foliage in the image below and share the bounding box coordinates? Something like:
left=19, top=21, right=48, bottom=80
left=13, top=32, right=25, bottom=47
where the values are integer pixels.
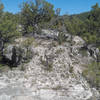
left=79, top=49, right=88, bottom=57
left=55, top=48, right=65, bottom=54
left=62, top=3, right=100, bottom=46
left=0, top=12, right=21, bottom=43
left=82, top=62, right=100, bottom=89
left=0, top=1, right=21, bottom=63
left=58, top=32, right=66, bottom=44
left=0, top=0, right=100, bottom=76
left=64, top=16, right=84, bottom=36
left=22, top=37, right=34, bottom=48
left=0, top=64, right=2, bottom=68
left=72, top=12, right=90, bottom=21
left=20, top=0, right=55, bottom=35
left=69, top=66, right=74, bottom=73
left=40, top=56, right=53, bottom=72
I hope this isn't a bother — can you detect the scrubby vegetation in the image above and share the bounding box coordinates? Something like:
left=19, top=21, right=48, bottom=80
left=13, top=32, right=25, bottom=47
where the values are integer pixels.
left=82, top=62, right=100, bottom=90
left=0, top=0, right=100, bottom=90
left=0, top=0, right=100, bottom=47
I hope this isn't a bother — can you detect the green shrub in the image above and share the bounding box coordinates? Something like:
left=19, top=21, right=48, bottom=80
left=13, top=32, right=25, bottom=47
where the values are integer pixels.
left=55, top=49, right=65, bottom=55
left=0, top=64, right=2, bottom=68
left=40, top=56, right=53, bottom=72
left=20, top=0, right=54, bottom=35
left=69, top=66, right=74, bottom=73
left=82, top=61, right=100, bottom=89
left=57, top=32, right=66, bottom=45
left=79, top=49, right=88, bottom=57
left=22, top=37, right=34, bottom=48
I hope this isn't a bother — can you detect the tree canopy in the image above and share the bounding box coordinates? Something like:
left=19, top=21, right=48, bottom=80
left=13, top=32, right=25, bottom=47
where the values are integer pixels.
left=20, top=0, right=55, bottom=34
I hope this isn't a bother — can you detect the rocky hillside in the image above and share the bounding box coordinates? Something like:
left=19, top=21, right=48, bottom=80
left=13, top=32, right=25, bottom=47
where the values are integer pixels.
left=0, top=30, right=99, bottom=100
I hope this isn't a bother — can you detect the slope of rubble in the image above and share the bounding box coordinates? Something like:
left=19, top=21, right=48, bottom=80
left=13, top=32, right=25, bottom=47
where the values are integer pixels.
left=0, top=30, right=99, bottom=100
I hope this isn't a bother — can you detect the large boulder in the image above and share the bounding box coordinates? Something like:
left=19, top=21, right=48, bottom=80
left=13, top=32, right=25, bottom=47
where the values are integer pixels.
left=42, top=29, right=59, bottom=37
left=3, top=45, right=14, bottom=61
left=70, top=36, right=85, bottom=55
left=3, top=44, right=33, bottom=66
left=73, top=36, right=85, bottom=46
left=41, top=29, right=59, bottom=40
left=87, top=44, right=100, bottom=60
left=80, top=44, right=100, bottom=61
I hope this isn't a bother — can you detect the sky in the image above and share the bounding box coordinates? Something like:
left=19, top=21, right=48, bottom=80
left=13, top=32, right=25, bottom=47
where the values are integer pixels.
left=2, top=0, right=100, bottom=15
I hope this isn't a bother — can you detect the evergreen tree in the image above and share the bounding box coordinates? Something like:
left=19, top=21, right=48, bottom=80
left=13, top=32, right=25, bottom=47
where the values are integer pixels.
left=20, top=0, right=55, bottom=35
